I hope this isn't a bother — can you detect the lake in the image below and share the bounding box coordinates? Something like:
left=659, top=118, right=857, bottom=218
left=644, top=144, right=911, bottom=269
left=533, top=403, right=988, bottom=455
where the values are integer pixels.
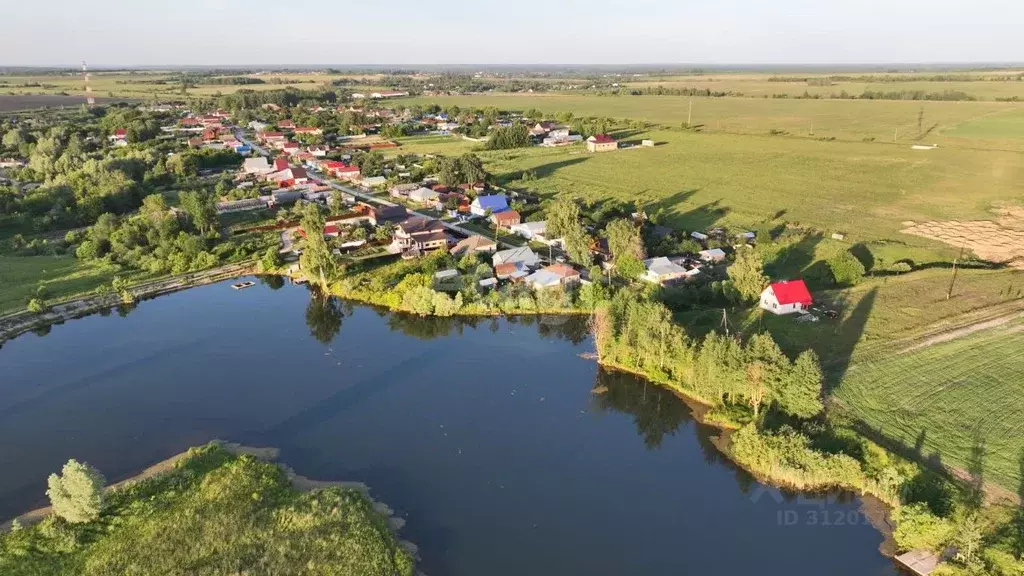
left=0, top=277, right=898, bottom=576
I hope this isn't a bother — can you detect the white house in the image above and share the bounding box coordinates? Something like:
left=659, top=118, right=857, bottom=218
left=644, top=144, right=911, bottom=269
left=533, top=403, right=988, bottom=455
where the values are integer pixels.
left=698, top=248, right=727, bottom=263
left=242, top=157, right=273, bottom=175
left=641, top=257, right=697, bottom=284
left=760, top=280, right=813, bottom=315
left=409, top=187, right=441, bottom=204
left=510, top=220, right=547, bottom=241
left=492, top=246, right=541, bottom=268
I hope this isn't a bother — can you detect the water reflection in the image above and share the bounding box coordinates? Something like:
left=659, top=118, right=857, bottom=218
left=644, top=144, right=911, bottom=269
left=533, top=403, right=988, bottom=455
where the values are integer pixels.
left=304, top=294, right=352, bottom=344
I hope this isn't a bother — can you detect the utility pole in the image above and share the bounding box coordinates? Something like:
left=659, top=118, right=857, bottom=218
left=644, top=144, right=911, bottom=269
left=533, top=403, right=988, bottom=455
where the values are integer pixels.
left=810, top=120, right=814, bottom=136
left=918, top=107, right=924, bottom=138
left=894, top=127, right=898, bottom=143
left=947, top=244, right=965, bottom=300
left=721, top=308, right=730, bottom=337
left=687, top=96, right=693, bottom=127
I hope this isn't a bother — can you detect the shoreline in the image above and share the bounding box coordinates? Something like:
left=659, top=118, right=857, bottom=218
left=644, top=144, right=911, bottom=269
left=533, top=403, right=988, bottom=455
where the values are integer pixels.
left=0, top=262, right=254, bottom=346
left=0, top=440, right=417, bottom=555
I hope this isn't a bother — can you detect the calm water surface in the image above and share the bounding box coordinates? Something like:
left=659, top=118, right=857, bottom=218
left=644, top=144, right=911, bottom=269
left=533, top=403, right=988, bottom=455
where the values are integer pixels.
left=0, top=278, right=897, bottom=576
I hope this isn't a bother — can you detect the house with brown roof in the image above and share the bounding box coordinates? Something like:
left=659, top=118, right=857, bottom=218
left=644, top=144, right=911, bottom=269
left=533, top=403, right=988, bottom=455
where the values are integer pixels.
left=491, top=210, right=521, bottom=230
left=523, top=263, right=581, bottom=289
left=451, top=235, right=497, bottom=256
left=391, top=217, right=448, bottom=252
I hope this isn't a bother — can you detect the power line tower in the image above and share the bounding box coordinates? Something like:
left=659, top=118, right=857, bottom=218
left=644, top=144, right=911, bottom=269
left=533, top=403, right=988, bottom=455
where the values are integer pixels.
left=81, top=60, right=95, bottom=107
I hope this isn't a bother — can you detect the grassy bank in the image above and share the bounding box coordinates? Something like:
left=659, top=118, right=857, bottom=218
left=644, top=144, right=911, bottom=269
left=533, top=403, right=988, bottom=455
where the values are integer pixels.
left=0, top=443, right=415, bottom=576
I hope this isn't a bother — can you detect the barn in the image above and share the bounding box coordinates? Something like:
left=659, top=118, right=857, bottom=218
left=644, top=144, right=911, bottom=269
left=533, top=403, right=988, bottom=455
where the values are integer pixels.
left=760, top=280, right=813, bottom=315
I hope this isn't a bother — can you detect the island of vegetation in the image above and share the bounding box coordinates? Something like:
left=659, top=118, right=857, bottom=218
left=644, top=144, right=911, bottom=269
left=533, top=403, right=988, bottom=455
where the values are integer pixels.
left=0, top=443, right=416, bottom=576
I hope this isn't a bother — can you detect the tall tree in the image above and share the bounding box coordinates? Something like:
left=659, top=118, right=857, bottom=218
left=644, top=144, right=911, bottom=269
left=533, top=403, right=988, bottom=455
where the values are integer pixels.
left=299, top=203, right=336, bottom=291
left=458, top=154, right=487, bottom=184
left=728, top=249, right=769, bottom=303
left=778, top=350, right=825, bottom=418
left=605, top=218, right=645, bottom=262
left=178, top=190, right=217, bottom=235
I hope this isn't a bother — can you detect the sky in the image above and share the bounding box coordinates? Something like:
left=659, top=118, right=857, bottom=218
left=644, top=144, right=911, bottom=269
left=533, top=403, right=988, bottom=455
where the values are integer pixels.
left=3, top=0, right=1022, bottom=67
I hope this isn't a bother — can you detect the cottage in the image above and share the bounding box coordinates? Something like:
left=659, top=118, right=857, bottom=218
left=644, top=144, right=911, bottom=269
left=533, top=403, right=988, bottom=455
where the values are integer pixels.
left=369, top=205, right=408, bottom=225
left=698, top=248, right=727, bottom=263
left=278, top=120, right=296, bottom=130
left=690, top=231, right=709, bottom=242
left=389, top=183, right=419, bottom=198
left=294, top=126, right=322, bottom=135
left=510, top=220, right=547, bottom=241
left=451, top=235, right=497, bottom=255
left=333, top=164, right=361, bottom=180
left=391, top=217, right=448, bottom=252
left=492, top=246, right=541, bottom=268
left=273, top=158, right=290, bottom=172
left=259, top=131, right=287, bottom=144
left=760, top=280, right=813, bottom=315
left=242, top=156, right=273, bottom=175
left=470, top=194, right=509, bottom=216
left=491, top=210, right=522, bottom=229
left=642, top=257, right=695, bottom=284
left=409, top=187, right=441, bottom=205
left=586, top=134, right=617, bottom=152
left=524, top=263, right=581, bottom=289
left=273, top=167, right=309, bottom=185
left=109, top=129, right=128, bottom=142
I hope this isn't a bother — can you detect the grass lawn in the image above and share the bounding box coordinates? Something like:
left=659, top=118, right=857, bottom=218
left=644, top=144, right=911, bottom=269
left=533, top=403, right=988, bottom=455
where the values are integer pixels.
left=0, top=255, right=122, bottom=313
left=391, top=134, right=482, bottom=157
left=834, top=319, right=1024, bottom=491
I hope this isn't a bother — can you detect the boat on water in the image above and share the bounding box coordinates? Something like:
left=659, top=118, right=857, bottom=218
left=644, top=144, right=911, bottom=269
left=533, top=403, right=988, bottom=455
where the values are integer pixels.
left=231, top=281, right=256, bottom=290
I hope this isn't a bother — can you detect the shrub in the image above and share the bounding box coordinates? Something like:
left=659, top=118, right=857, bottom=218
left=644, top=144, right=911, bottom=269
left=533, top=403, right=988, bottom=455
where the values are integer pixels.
left=27, top=298, right=47, bottom=313
left=46, top=459, right=106, bottom=524
left=827, top=250, right=866, bottom=286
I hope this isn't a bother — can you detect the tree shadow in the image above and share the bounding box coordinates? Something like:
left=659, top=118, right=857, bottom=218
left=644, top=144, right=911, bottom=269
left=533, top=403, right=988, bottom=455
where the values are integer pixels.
left=644, top=189, right=730, bottom=233
left=849, top=243, right=875, bottom=272
left=822, top=287, right=876, bottom=392
left=495, top=156, right=591, bottom=186
left=765, top=232, right=824, bottom=281
left=965, top=430, right=987, bottom=510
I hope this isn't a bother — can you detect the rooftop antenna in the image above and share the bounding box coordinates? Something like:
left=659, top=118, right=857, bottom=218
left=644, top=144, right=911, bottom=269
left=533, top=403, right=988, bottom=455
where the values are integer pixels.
left=81, top=60, right=95, bottom=107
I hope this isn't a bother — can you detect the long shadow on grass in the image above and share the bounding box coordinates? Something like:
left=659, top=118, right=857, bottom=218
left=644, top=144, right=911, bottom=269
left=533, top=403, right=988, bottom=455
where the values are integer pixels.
left=645, top=189, right=730, bottom=233
left=822, top=287, right=876, bottom=393
left=765, top=233, right=824, bottom=284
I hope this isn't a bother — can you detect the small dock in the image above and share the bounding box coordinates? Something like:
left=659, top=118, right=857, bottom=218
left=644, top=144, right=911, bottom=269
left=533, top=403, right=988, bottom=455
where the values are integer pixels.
left=895, top=549, right=943, bottom=576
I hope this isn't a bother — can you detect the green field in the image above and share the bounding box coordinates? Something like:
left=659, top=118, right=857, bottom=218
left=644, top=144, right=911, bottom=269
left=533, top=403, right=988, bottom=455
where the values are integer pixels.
left=0, top=256, right=120, bottom=313
left=404, top=94, right=1024, bottom=150
left=467, top=129, right=1024, bottom=245
left=835, top=320, right=1024, bottom=491
left=624, top=74, right=1024, bottom=102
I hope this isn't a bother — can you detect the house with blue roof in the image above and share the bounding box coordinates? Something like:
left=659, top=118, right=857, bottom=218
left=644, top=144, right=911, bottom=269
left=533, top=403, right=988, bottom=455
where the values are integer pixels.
left=470, top=194, right=509, bottom=217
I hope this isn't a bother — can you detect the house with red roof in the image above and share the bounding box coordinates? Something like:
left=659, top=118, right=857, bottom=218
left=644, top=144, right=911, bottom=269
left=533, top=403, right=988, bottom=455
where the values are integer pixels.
left=294, top=126, right=322, bottom=135
left=760, top=280, right=813, bottom=315
left=109, top=128, right=128, bottom=141
left=272, top=166, right=309, bottom=186
left=273, top=157, right=290, bottom=171
left=278, top=120, right=296, bottom=130
left=587, top=134, right=617, bottom=153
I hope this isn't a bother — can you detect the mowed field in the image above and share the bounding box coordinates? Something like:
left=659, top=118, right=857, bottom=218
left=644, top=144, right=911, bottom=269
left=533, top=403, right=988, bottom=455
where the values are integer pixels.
left=835, top=319, right=1024, bottom=491
left=403, top=94, right=1024, bottom=150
